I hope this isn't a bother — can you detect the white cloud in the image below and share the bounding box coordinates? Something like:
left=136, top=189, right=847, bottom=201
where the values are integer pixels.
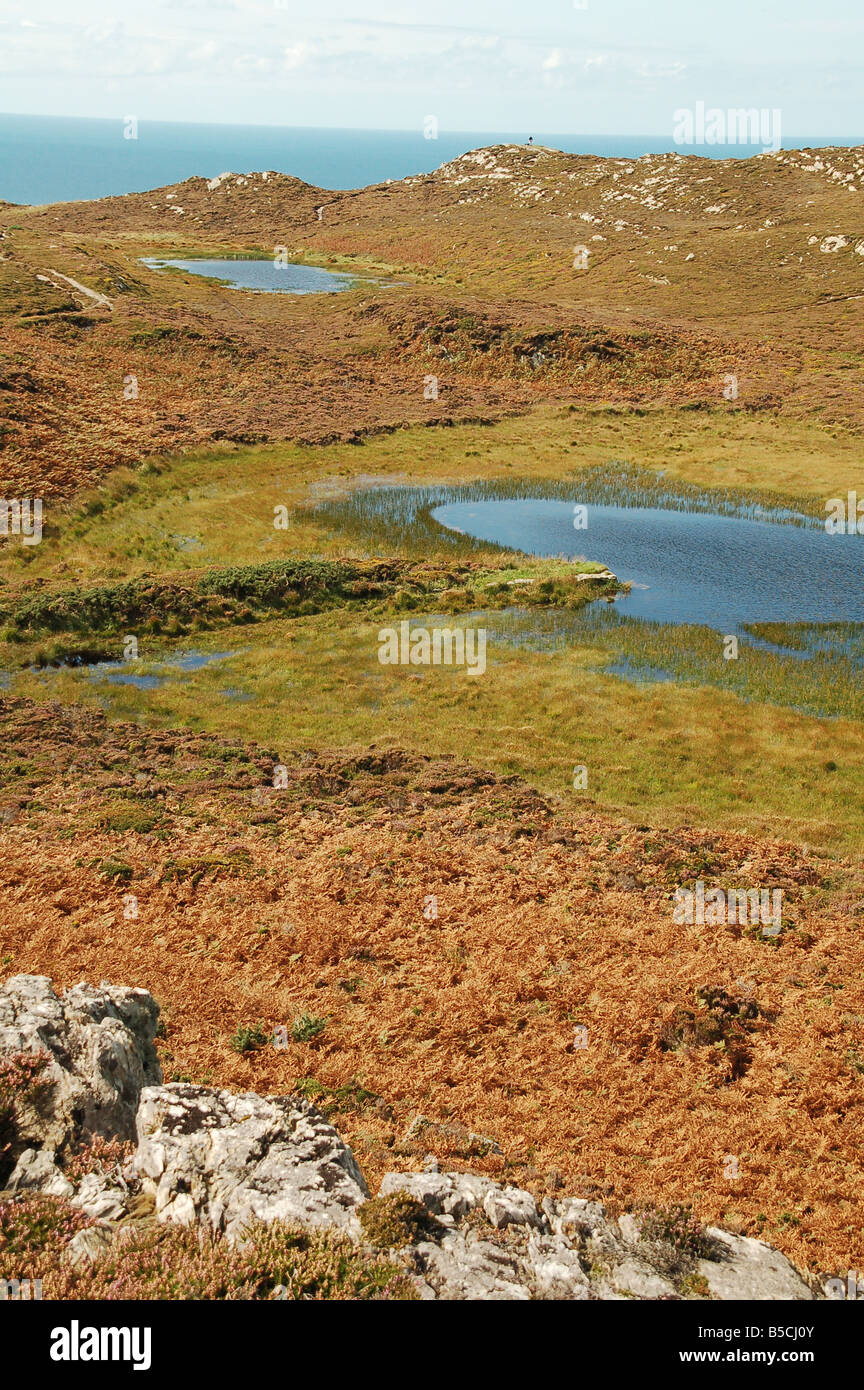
left=283, top=43, right=312, bottom=70
left=0, top=1, right=858, bottom=134
left=637, top=59, right=687, bottom=80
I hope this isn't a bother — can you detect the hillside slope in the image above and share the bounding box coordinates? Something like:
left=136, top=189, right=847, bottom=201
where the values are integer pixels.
left=2, top=144, right=862, bottom=498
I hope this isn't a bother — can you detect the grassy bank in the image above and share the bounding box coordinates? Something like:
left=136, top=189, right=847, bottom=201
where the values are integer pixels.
left=5, top=608, right=862, bottom=853
left=1, top=405, right=858, bottom=592
left=2, top=405, right=861, bottom=853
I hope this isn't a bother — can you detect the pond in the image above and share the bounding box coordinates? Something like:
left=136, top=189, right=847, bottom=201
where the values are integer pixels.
left=85, top=649, right=237, bottom=690
left=431, top=498, right=864, bottom=631
left=141, top=257, right=364, bottom=295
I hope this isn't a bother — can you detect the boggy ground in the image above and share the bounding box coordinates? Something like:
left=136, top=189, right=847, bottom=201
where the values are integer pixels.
left=1, top=694, right=862, bottom=1280
left=1, top=406, right=862, bottom=855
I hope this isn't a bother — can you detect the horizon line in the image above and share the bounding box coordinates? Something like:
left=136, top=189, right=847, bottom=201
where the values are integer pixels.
left=1, top=111, right=862, bottom=144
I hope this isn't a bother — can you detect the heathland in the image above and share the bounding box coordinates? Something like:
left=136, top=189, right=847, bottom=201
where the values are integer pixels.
left=1, top=143, right=863, bottom=1285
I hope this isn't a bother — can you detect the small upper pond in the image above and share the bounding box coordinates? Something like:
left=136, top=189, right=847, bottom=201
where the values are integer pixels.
left=141, top=257, right=363, bottom=295
left=431, top=498, right=864, bottom=631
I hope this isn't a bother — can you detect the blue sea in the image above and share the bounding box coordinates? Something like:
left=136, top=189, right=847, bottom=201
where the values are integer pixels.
left=1, top=113, right=860, bottom=206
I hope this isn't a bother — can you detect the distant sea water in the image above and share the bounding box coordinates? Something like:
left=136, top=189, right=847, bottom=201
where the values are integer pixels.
left=1, top=113, right=861, bottom=206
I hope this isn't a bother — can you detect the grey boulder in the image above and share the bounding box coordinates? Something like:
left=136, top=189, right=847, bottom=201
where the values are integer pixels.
left=0, top=974, right=160, bottom=1176
left=379, top=1172, right=816, bottom=1302
left=133, top=1083, right=370, bottom=1243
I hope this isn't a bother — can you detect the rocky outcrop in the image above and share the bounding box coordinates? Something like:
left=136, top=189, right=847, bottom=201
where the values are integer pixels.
left=0, top=975, right=825, bottom=1300
left=0, top=974, right=160, bottom=1185
left=133, top=1084, right=369, bottom=1242
left=379, top=1173, right=815, bottom=1302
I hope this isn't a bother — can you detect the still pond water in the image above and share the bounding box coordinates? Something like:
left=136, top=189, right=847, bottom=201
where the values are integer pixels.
left=431, top=499, right=864, bottom=631
left=141, top=257, right=362, bottom=295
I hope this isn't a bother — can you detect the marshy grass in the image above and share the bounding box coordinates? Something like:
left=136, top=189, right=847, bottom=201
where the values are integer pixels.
left=1, top=405, right=862, bottom=852
left=5, top=607, right=863, bottom=852
left=487, top=606, right=864, bottom=722
left=296, top=467, right=817, bottom=565
left=0, top=404, right=853, bottom=594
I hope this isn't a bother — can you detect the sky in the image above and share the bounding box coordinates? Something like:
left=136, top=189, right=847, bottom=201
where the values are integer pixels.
left=0, top=0, right=862, bottom=136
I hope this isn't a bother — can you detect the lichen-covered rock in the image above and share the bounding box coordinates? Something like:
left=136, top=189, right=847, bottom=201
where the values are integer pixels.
left=0, top=974, right=160, bottom=1181
left=413, top=1232, right=534, bottom=1301
left=697, top=1228, right=814, bottom=1301
left=66, top=1224, right=115, bottom=1266
left=133, top=1083, right=370, bottom=1243
left=590, top=1254, right=679, bottom=1301
left=379, top=1170, right=497, bottom=1219
left=482, top=1184, right=543, bottom=1231
left=379, top=1172, right=817, bottom=1302
left=70, top=1171, right=129, bottom=1223
left=525, top=1233, right=591, bottom=1300
left=6, top=1146, right=74, bottom=1198
left=377, top=1172, right=582, bottom=1299
left=0, top=976, right=823, bottom=1299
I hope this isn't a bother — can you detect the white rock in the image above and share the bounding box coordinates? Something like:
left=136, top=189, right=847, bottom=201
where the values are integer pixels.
left=482, top=1185, right=542, bottom=1230
left=697, top=1228, right=814, bottom=1300
left=71, top=1172, right=128, bottom=1222
left=66, top=1224, right=115, bottom=1265
left=379, top=1170, right=496, bottom=1218
left=602, top=1255, right=678, bottom=1300
left=7, top=1147, right=73, bottom=1198
left=414, top=1232, right=532, bottom=1300
left=134, top=1084, right=369, bottom=1243
left=545, top=1196, right=608, bottom=1239
left=527, top=1234, right=590, bottom=1299
left=0, top=975, right=160, bottom=1178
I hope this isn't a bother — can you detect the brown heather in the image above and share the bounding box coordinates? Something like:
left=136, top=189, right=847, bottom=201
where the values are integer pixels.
left=0, top=694, right=862, bottom=1280
left=42, top=1220, right=416, bottom=1301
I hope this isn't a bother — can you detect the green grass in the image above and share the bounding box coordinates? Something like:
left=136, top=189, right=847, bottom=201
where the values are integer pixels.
left=0, top=556, right=618, bottom=669
left=486, top=607, right=864, bottom=722
left=0, top=405, right=857, bottom=593
left=6, top=607, right=862, bottom=852
left=291, top=1012, right=328, bottom=1044
left=229, top=1022, right=269, bottom=1054
left=1, top=405, right=862, bottom=855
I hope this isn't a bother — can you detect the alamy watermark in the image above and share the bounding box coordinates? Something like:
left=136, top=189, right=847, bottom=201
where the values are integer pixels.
left=50, top=1322, right=151, bottom=1369
left=673, top=881, right=783, bottom=935
left=0, top=1277, right=42, bottom=1300
left=1, top=498, right=42, bottom=545
left=825, top=1270, right=864, bottom=1300
left=378, top=621, right=487, bottom=676
left=825, top=492, right=864, bottom=534
left=673, top=102, right=782, bottom=153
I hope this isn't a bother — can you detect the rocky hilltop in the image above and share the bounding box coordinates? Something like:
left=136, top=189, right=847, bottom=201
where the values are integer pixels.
left=2, top=142, right=862, bottom=498
left=0, top=973, right=829, bottom=1300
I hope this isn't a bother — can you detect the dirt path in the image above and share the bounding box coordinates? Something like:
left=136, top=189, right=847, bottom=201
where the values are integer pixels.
left=37, top=268, right=113, bottom=311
